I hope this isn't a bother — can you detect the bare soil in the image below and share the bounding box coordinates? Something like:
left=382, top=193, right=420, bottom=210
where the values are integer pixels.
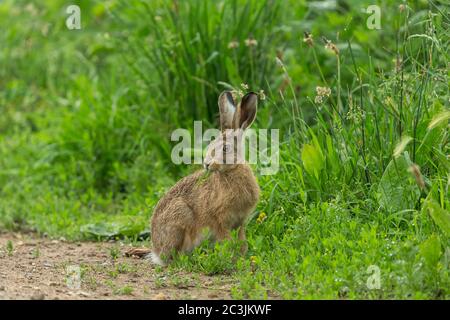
left=0, top=232, right=235, bottom=300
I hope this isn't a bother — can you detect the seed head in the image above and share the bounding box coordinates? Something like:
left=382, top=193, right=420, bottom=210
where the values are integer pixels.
left=408, top=163, right=425, bottom=190
left=228, top=40, right=239, bottom=49
left=258, top=89, right=266, bottom=100
left=244, top=38, right=258, bottom=47
left=316, top=86, right=331, bottom=97
left=314, top=86, right=331, bottom=105
left=275, top=57, right=284, bottom=68
left=303, top=31, right=314, bottom=47
left=323, top=37, right=339, bottom=56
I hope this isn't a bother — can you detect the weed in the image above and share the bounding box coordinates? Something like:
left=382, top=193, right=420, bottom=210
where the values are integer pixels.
left=109, top=246, right=121, bottom=261
left=32, top=247, right=40, bottom=259
left=6, top=241, right=13, bottom=256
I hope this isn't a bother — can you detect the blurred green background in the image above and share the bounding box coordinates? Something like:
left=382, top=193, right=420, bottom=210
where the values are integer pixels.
left=0, top=0, right=449, bottom=298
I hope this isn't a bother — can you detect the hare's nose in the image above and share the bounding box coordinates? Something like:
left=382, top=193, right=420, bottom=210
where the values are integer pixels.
left=204, top=163, right=210, bottom=170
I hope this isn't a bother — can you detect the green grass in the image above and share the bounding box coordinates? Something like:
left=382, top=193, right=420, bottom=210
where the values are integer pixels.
left=0, top=0, right=449, bottom=299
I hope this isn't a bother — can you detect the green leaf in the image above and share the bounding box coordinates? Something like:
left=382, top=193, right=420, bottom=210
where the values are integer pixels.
left=80, top=217, right=145, bottom=239
left=419, top=234, right=442, bottom=268
left=422, top=199, right=450, bottom=237
left=377, top=154, right=421, bottom=212
left=326, top=135, right=340, bottom=176
left=81, top=222, right=118, bottom=238
left=224, top=56, right=240, bottom=84
left=301, top=143, right=324, bottom=179
left=204, top=51, right=219, bottom=65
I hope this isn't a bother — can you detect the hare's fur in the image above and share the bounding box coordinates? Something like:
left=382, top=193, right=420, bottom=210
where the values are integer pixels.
left=151, top=165, right=259, bottom=264
left=149, top=91, right=260, bottom=265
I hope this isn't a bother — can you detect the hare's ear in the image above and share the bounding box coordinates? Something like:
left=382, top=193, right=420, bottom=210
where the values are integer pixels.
left=235, top=92, right=258, bottom=130
left=218, top=91, right=236, bottom=131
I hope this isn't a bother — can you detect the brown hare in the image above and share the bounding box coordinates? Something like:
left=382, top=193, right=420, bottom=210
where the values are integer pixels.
left=127, top=91, right=260, bottom=266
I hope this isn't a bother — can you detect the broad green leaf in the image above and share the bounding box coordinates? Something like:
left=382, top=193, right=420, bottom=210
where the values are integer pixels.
left=81, top=217, right=145, bottom=239
left=377, top=154, right=421, bottom=212
left=423, top=199, right=450, bottom=237
left=301, top=143, right=324, bottom=179
left=419, top=234, right=442, bottom=268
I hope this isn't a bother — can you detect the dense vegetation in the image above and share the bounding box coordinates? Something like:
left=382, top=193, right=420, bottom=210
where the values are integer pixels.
left=0, top=0, right=448, bottom=299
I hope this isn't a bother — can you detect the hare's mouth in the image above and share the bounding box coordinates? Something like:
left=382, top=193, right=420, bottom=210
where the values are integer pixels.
left=203, top=162, right=217, bottom=171
left=204, top=161, right=226, bottom=172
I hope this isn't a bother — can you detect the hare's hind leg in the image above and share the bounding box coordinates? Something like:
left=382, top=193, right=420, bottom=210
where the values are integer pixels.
left=211, top=226, right=232, bottom=242
left=151, top=198, right=196, bottom=264
left=125, top=247, right=152, bottom=258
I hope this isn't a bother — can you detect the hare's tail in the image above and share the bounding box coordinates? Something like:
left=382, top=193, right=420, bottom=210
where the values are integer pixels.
left=145, top=251, right=166, bottom=266
left=125, top=247, right=166, bottom=266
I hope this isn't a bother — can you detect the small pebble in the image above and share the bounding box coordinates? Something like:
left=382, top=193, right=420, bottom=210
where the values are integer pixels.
left=152, top=292, right=168, bottom=300
left=30, top=292, right=45, bottom=300
left=79, top=291, right=90, bottom=297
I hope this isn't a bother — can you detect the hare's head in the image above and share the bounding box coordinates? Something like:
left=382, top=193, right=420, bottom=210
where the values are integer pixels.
left=204, top=91, right=258, bottom=172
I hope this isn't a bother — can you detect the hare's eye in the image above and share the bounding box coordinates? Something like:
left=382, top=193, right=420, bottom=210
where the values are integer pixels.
left=223, top=144, right=231, bottom=153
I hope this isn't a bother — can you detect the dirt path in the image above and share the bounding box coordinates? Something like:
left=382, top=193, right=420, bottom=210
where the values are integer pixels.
left=0, top=232, right=235, bottom=300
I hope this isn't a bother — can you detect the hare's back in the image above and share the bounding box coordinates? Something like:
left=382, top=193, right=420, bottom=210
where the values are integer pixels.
left=151, top=170, right=204, bottom=218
